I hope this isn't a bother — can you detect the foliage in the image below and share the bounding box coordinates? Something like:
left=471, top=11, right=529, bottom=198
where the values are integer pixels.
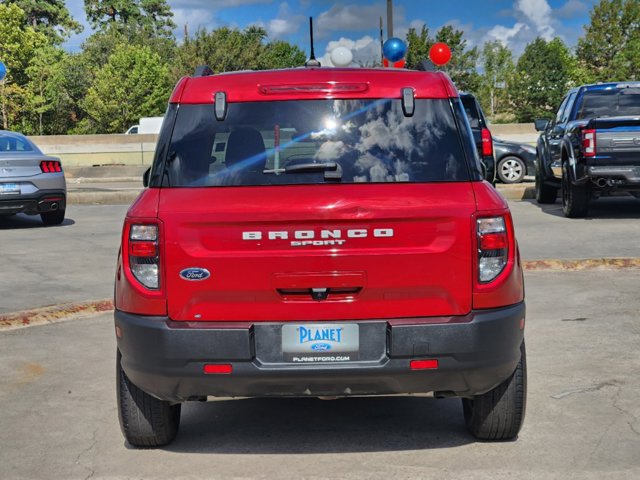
left=576, top=0, right=640, bottom=82
left=0, top=3, right=48, bottom=129
left=80, top=44, right=171, bottom=133
left=3, top=0, right=82, bottom=44
left=83, top=0, right=175, bottom=38
left=477, top=41, right=515, bottom=119
left=510, top=38, right=576, bottom=122
left=405, top=24, right=480, bottom=93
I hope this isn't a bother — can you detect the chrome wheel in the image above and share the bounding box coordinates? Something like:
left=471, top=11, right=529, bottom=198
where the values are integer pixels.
left=497, top=156, right=525, bottom=184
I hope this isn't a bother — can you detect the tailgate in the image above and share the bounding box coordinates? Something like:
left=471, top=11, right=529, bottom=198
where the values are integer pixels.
left=160, top=183, right=477, bottom=322
left=593, top=117, right=640, bottom=166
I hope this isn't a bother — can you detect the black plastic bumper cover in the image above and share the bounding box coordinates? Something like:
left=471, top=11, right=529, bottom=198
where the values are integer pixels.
left=0, top=189, right=66, bottom=215
left=115, top=302, right=525, bottom=402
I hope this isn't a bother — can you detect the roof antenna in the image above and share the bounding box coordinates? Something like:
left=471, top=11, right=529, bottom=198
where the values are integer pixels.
left=305, top=17, right=321, bottom=67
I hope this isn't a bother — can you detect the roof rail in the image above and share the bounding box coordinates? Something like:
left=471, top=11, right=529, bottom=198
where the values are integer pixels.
left=194, top=65, right=214, bottom=77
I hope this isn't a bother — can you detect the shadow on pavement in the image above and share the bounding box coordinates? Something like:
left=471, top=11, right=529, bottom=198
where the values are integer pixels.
left=0, top=213, right=75, bottom=229
left=524, top=196, right=640, bottom=220
left=165, top=396, right=473, bottom=454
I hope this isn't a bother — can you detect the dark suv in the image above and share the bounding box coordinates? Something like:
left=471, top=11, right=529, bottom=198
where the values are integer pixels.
left=460, top=93, right=496, bottom=183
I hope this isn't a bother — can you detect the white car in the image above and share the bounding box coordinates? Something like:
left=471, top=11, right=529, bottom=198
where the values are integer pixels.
left=0, top=130, right=66, bottom=225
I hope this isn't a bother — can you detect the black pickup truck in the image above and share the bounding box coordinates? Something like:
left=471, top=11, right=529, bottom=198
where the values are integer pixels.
left=535, top=82, right=640, bottom=217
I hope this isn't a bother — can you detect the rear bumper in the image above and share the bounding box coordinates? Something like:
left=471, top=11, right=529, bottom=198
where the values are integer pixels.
left=116, top=302, right=525, bottom=402
left=0, top=189, right=66, bottom=215
left=587, top=165, right=640, bottom=185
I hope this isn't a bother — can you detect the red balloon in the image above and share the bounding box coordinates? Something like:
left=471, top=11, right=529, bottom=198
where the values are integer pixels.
left=429, top=43, right=451, bottom=66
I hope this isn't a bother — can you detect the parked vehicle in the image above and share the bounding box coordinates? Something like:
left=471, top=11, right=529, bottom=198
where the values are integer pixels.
left=535, top=82, right=640, bottom=217
left=0, top=131, right=66, bottom=225
left=115, top=66, right=526, bottom=447
left=125, top=117, right=164, bottom=135
left=493, top=138, right=537, bottom=184
left=460, top=93, right=496, bottom=183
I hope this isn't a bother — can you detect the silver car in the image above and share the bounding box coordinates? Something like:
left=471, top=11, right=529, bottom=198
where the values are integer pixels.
left=0, top=130, right=66, bottom=225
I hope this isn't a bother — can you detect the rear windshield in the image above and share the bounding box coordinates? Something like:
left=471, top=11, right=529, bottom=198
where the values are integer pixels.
left=576, top=88, right=640, bottom=119
left=0, top=135, right=34, bottom=152
left=460, top=96, right=482, bottom=129
left=164, top=98, right=469, bottom=187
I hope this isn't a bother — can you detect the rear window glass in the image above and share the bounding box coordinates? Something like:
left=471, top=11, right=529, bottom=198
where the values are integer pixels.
left=164, top=99, right=469, bottom=187
left=460, top=96, right=481, bottom=129
left=576, top=88, right=640, bottom=119
left=0, top=135, right=34, bottom=152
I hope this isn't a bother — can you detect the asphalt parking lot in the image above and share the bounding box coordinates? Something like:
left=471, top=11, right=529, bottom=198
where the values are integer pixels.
left=1, top=194, right=639, bottom=478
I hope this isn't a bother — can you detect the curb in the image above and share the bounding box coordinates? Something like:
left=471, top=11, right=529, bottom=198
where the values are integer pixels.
left=2, top=258, right=640, bottom=331
left=0, top=300, right=113, bottom=331
left=497, top=184, right=535, bottom=200
left=67, top=190, right=141, bottom=205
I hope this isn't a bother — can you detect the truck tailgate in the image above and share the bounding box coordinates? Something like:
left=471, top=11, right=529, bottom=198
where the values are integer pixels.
left=593, top=117, right=640, bottom=166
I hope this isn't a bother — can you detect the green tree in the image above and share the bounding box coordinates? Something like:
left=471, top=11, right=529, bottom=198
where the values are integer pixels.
left=259, top=40, right=306, bottom=70
left=3, top=0, right=82, bottom=43
left=576, top=0, right=640, bottom=81
left=405, top=25, right=431, bottom=70
left=0, top=3, right=47, bottom=129
left=478, top=41, right=515, bottom=121
left=405, top=24, right=480, bottom=92
left=84, top=0, right=175, bottom=38
left=510, top=37, right=575, bottom=122
left=80, top=44, right=171, bottom=133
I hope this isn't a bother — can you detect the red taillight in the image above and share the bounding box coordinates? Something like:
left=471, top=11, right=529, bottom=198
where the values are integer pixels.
left=40, top=160, right=62, bottom=173
left=410, top=359, right=439, bottom=370
left=128, top=224, right=160, bottom=290
left=203, top=364, right=233, bottom=374
left=582, top=129, right=596, bottom=157
left=477, top=216, right=509, bottom=283
left=129, top=241, right=157, bottom=257
left=481, top=128, right=493, bottom=157
left=259, top=83, right=369, bottom=95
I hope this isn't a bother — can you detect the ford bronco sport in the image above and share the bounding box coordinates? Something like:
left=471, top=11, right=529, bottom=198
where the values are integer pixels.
left=115, top=66, right=526, bottom=447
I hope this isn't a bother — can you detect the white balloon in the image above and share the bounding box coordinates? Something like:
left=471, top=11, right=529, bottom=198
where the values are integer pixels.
left=330, top=47, right=353, bottom=67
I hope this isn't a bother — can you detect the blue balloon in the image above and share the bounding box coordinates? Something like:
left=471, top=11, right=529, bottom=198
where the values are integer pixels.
left=382, top=38, right=407, bottom=62
left=0, top=62, right=6, bottom=81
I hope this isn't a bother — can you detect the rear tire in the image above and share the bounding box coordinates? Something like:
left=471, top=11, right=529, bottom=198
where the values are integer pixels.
left=41, top=209, right=65, bottom=226
left=497, top=156, right=526, bottom=184
left=535, top=157, right=557, bottom=204
left=117, top=350, right=181, bottom=448
left=462, top=342, right=527, bottom=441
left=561, top=162, right=590, bottom=218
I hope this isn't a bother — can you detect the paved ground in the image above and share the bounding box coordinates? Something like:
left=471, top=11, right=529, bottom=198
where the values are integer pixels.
left=0, top=204, right=129, bottom=313
left=1, top=270, right=639, bottom=479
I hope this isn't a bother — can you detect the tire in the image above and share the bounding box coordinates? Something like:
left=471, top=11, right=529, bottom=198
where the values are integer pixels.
left=497, top=156, right=526, bottom=184
left=535, top=156, right=557, bottom=204
left=561, top=162, right=590, bottom=218
left=41, top=209, right=65, bottom=226
left=117, top=350, right=181, bottom=448
left=462, top=342, right=527, bottom=441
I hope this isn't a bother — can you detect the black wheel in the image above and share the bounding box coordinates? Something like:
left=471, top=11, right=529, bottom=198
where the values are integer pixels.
left=462, top=342, right=527, bottom=441
left=561, top=162, right=590, bottom=218
left=41, top=209, right=65, bottom=226
left=117, top=350, right=181, bottom=447
left=497, top=156, right=526, bottom=184
left=535, top=156, right=557, bottom=204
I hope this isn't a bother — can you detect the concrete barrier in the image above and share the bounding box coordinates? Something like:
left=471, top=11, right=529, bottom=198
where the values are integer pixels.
left=30, top=134, right=159, bottom=167
left=29, top=125, right=541, bottom=168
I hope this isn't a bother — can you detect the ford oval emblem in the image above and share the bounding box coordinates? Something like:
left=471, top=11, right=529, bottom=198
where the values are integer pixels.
left=311, top=343, right=332, bottom=351
left=179, top=268, right=211, bottom=281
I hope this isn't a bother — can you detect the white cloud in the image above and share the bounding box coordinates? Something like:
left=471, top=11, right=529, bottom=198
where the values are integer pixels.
left=265, top=3, right=305, bottom=39
left=315, top=3, right=406, bottom=40
left=515, top=0, right=555, bottom=39
left=172, top=8, right=217, bottom=35
left=487, top=22, right=528, bottom=46
left=319, top=36, right=381, bottom=67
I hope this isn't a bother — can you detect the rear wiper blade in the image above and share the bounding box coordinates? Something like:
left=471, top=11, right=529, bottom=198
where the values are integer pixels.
left=264, top=161, right=338, bottom=174
left=264, top=161, right=342, bottom=180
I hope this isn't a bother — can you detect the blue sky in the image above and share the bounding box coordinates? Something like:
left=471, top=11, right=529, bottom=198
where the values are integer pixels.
left=64, top=0, right=598, bottom=64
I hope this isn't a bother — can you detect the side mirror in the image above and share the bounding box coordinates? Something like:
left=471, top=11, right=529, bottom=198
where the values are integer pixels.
left=143, top=167, right=151, bottom=187
left=534, top=119, right=550, bottom=132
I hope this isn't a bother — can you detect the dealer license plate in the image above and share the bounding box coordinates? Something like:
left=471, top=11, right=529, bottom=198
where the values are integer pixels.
left=282, top=323, right=359, bottom=363
left=0, top=183, right=19, bottom=195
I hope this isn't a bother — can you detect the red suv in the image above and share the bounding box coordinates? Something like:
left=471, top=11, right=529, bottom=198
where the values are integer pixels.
left=115, top=66, right=526, bottom=447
